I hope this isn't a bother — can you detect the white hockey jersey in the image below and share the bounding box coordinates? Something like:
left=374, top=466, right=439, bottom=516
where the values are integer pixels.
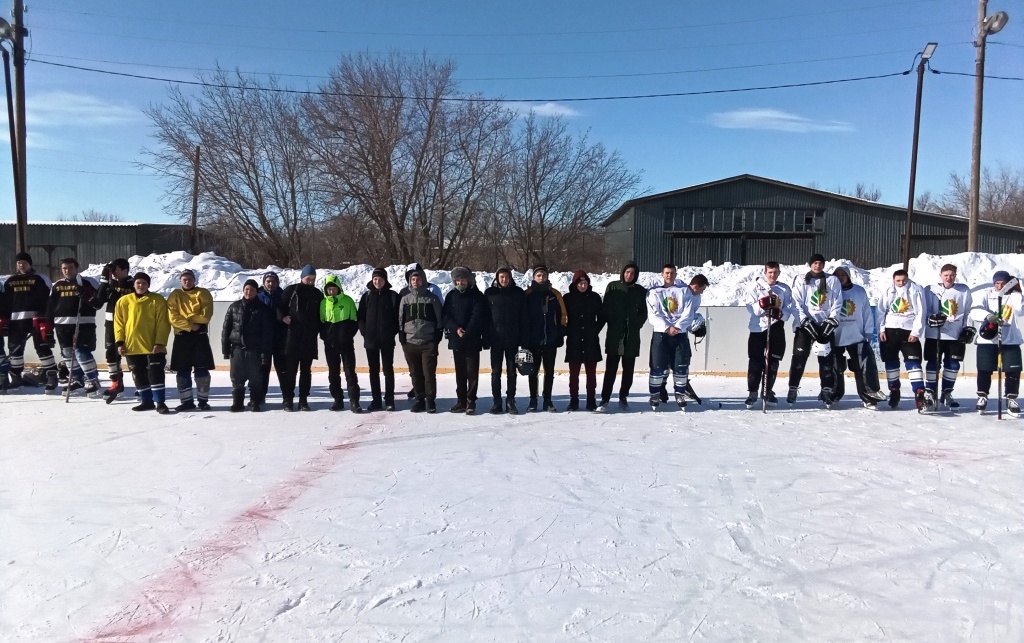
left=744, top=279, right=795, bottom=333
left=970, top=288, right=1024, bottom=346
left=834, top=283, right=874, bottom=347
left=877, top=280, right=926, bottom=338
left=791, top=273, right=843, bottom=329
left=647, top=283, right=699, bottom=334
left=924, top=282, right=973, bottom=341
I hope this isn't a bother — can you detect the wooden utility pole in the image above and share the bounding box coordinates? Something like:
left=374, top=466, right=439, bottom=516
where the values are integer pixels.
left=12, top=0, right=27, bottom=254
left=189, top=145, right=201, bottom=253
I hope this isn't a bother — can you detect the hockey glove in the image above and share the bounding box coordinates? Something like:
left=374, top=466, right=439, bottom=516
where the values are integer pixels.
left=33, top=317, right=55, bottom=346
left=926, top=313, right=948, bottom=328
left=958, top=326, right=978, bottom=344
left=100, top=263, right=111, bottom=284
left=767, top=307, right=783, bottom=321
left=799, top=317, right=818, bottom=338
left=819, top=317, right=839, bottom=340
left=758, top=294, right=779, bottom=310
left=979, top=316, right=1000, bottom=341
left=0, top=317, right=7, bottom=336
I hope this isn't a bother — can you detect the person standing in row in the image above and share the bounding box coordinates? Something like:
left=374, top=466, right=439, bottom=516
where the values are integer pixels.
left=114, top=272, right=172, bottom=413
left=1, top=253, right=59, bottom=392
left=524, top=265, right=567, bottom=412
left=443, top=266, right=487, bottom=414
left=972, top=271, right=1024, bottom=415
left=95, top=258, right=134, bottom=401
left=877, top=269, right=927, bottom=410
left=358, top=268, right=400, bottom=411
left=924, top=264, right=974, bottom=408
left=167, top=269, right=216, bottom=411
left=831, top=267, right=886, bottom=409
left=320, top=274, right=362, bottom=413
left=47, top=258, right=102, bottom=396
left=278, top=264, right=323, bottom=412
left=257, top=271, right=288, bottom=405
left=787, top=254, right=842, bottom=407
left=400, top=267, right=443, bottom=413
left=597, top=262, right=646, bottom=412
left=563, top=270, right=606, bottom=411
left=483, top=267, right=527, bottom=415
left=743, top=261, right=795, bottom=408
left=402, top=262, right=443, bottom=401
left=647, top=265, right=705, bottom=410
left=221, top=279, right=273, bottom=412
left=0, top=279, right=8, bottom=392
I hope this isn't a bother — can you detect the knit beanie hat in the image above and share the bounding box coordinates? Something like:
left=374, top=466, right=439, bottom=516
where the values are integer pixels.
left=532, top=265, right=549, bottom=279
left=372, top=267, right=388, bottom=281
left=180, top=268, right=197, bottom=282
left=572, top=270, right=589, bottom=285
left=993, top=270, right=1011, bottom=284
left=451, top=266, right=472, bottom=283
left=133, top=272, right=151, bottom=284
left=15, top=252, right=31, bottom=265
left=808, top=253, right=826, bottom=266
left=263, top=271, right=279, bottom=283
left=300, top=264, right=315, bottom=279
left=243, top=279, right=259, bottom=291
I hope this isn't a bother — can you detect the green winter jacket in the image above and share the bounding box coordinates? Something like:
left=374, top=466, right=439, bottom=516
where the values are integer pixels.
left=602, top=262, right=647, bottom=357
left=320, top=275, right=358, bottom=348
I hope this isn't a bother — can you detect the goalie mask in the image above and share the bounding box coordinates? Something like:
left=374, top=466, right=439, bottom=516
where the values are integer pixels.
left=515, top=348, right=536, bottom=376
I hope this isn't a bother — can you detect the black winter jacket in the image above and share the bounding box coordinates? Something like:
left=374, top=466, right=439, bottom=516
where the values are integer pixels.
left=358, top=280, right=400, bottom=349
left=603, top=262, right=647, bottom=357
left=442, top=286, right=488, bottom=352
left=257, top=286, right=288, bottom=351
left=483, top=281, right=527, bottom=349
left=222, top=298, right=273, bottom=356
left=278, top=283, right=323, bottom=360
left=524, top=282, right=567, bottom=348
left=563, top=285, right=606, bottom=363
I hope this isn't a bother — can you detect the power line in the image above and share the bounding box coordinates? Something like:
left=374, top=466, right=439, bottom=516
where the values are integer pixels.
left=930, top=68, right=1024, bottom=81
left=31, top=58, right=912, bottom=102
left=29, top=1, right=938, bottom=38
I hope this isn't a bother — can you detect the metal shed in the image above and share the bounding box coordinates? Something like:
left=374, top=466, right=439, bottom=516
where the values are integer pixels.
left=603, top=175, right=1024, bottom=270
left=1, top=222, right=191, bottom=280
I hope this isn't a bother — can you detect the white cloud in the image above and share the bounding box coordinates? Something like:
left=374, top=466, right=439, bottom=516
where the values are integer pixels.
left=25, top=91, right=139, bottom=127
left=504, top=101, right=580, bottom=118
left=709, top=108, right=854, bottom=133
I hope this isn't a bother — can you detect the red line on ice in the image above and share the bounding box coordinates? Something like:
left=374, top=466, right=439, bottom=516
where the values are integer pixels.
left=84, top=424, right=376, bottom=643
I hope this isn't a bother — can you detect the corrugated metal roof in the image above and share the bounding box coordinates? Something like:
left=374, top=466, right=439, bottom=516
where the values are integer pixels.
left=0, top=221, right=146, bottom=227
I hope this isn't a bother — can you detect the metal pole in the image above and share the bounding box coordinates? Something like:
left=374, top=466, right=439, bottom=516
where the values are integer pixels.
left=968, top=0, right=988, bottom=252
left=902, top=57, right=926, bottom=272
left=11, top=0, right=27, bottom=254
left=190, top=145, right=200, bottom=254
left=2, top=47, right=23, bottom=242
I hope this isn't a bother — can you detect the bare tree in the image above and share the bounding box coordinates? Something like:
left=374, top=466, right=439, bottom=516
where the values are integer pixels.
left=304, top=53, right=513, bottom=268
left=494, top=113, right=641, bottom=270
left=57, top=209, right=124, bottom=222
left=926, top=163, right=1024, bottom=225
left=144, top=70, right=323, bottom=267
left=808, top=181, right=882, bottom=201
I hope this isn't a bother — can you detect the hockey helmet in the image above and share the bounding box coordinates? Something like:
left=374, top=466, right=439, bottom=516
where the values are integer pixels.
left=979, top=317, right=1000, bottom=341
left=690, top=313, right=707, bottom=338
left=515, top=348, right=536, bottom=376
left=811, top=339, right=832, bottom=357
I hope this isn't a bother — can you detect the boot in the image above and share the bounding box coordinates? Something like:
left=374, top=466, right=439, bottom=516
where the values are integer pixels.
left=251, top=401, right=263, bottom=412
left=411, top=398, right=426, bottom=413
left=176, top=399, right=197, bottom=412
left=330, top=398, right=345, bottom=411
left=425, top=398, right=437, bottom=414
left=527, top=397, right=538, bottom=412
left=506, top=397, right=519, bottom=415
left=466, top=401, right=476, bottom=415
left=367, top=398, right=384, bottom=412
left=230, top=391, right=245, bottom=412
left=450, top=400, right=467, bottom=413
left=132, top=401, right=156, bottom=412
left=156, top=402, right=172, bottom=415
left=488, top=398, right=503, bottom=414
left=567, top=397, right=579, bottom=412
left=585, top=395, right=597, bottom=412
left=283, top=399, right=295, bottom=412
left=298, top=397, right=311, bottom=412
left=543, top=398, right=557, bottom=413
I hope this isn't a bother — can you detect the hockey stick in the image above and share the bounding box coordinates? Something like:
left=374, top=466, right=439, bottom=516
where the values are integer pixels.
left=64, top=291, right=83, bottom=403
left=762, top=298, right=773, bottom=414
left=995, top=278, right=1018, bottom=420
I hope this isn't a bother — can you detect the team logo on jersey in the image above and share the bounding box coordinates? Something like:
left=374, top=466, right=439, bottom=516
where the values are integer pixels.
left=662, top=297, right=679, bottom=315
left=890, top=297, right=910, bottom=314
left=941, top=299, right=958, bottom=317
left=810, top=291, right=826, bottom=308
left=1001, top=304, right=1013, bottom=322
left=840, top=299, right=856, bottom=317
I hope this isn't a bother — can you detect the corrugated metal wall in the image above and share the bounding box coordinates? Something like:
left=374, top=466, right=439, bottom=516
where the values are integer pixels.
left=607, top=178, right=1024, bottom=270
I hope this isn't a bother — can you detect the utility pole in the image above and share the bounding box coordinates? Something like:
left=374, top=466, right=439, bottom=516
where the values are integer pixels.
left=12, top=0, right=27, bottom=254
left=190, top=145, right=200, bottom=254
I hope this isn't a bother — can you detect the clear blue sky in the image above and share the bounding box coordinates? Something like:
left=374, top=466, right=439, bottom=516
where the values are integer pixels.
left=6, top=0, right=1023, bottom=223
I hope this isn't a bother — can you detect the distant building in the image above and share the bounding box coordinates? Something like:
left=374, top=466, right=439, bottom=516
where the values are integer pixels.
left=603, top=174, right=1024, bottom=270
left=1, top=221, right=191, bottom=279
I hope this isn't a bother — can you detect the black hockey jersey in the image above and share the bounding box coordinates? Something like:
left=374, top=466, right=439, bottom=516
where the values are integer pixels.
left=0, top=271, right=49, bottom=322
left=47, top=277, right=100, bottom=326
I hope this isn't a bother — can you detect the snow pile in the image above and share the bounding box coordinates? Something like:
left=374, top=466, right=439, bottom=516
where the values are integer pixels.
left=72, top=251, right=1024, bottom=304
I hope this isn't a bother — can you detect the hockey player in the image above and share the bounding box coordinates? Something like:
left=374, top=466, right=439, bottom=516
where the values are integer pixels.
left=787, top=254, right=842, bottom=407
left=971, top=271, right=1023, bottom=415
left=357, top=268, right=400, bottom=412
left=221, top=279, right=273, bottom=412
left=1, top=252, right=58, bottom=392
left=95, top=258, right=134, bottom=402
left=647, top=265, right=707, bottom=410
left=832, top=267, right=887, bottom=409
left=0, top=279, right=8, bottom=392
left=400, top=267, right=444, bottom=413
left=167, top=269, right=216, bottom=411
left=524, top=265, right=568, bottom=412
left=598, top=262, right=647, bottom=412
left=114, top=272, right=172, bottom=413
left=877, top=269, right=928, bottom=409
left=923, top=264, right=975, bottom=409
left=744, top=261, right=796, bottom=408
left=46, top=258, right=102, bottom=397
left=320, top=274, right=362, bottom=413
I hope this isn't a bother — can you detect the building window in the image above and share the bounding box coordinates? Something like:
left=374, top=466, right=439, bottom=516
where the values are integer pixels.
left=664, top=208, right=823, bottom=233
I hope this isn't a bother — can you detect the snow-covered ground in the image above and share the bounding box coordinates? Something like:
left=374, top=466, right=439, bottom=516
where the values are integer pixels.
left=59, top=250, right=1024, bottom=305
left=4, top=371, right=1024, bottom=642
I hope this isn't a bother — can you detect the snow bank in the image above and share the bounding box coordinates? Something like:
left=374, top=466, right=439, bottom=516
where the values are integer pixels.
left=72, top=251, right=1024, bottom=305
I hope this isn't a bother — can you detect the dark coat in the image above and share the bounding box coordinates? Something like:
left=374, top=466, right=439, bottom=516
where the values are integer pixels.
left=257, top=285, right=288, bottom=351
left=603, top=262, right=648, bottom=357
left=524, top=282, right=567, bottom=348
left=443, top=285, right=488, bottom=352
left=483, top=280, right=527, bottom=350
left=278, top=282, right=323, bottom=361
left=563, top=284, right=607, bottom=363
left=221, top=298, right=273, bottom=357
left=358, top=280, right=400, bottom=350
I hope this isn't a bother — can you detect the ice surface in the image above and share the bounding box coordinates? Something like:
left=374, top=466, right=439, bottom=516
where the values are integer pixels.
left=3, top=372, right=1023, bottom=641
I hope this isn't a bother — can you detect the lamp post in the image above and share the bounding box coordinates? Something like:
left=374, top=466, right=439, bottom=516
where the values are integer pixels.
left=0, top=18, right=24, bottom=254
left=902, top=42, right=937, bottom=272
left=967, top=1, right=1009, bottom=251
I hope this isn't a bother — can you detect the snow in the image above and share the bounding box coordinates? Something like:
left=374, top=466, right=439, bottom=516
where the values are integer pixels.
left=65, top=250, right=1024, bottom=305
left=3, top=372, right=1024, bottom=641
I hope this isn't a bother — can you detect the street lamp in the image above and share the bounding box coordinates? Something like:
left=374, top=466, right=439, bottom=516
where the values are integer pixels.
left=967, top=1, right=1010, bottom=251
left=902, top=42, right=937, bottom=272
left=0, top=17, right=25, bottom=255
